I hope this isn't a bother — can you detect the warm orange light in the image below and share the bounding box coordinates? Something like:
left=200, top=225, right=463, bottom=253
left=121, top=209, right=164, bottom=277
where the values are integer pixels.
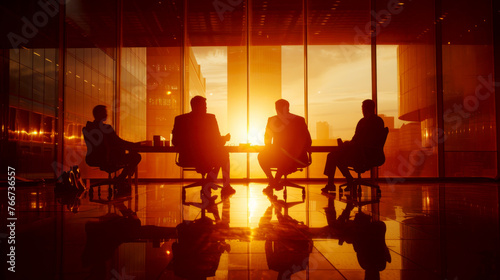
left=248, top=125, right=265, bottom=145
left=166, top=91, right=172, bottom=95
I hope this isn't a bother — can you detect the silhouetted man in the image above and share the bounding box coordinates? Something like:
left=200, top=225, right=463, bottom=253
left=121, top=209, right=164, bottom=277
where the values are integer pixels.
left=172, top=96, right=235, bottom=197
left=83, top=105, right=141, bottom=189
left=258, top=99, right=312, bottom=191
left=323, top=99, right=385, bottom=192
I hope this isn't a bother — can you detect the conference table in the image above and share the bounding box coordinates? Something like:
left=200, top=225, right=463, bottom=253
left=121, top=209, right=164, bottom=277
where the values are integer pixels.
left=131, top=144, right=334, bottom=183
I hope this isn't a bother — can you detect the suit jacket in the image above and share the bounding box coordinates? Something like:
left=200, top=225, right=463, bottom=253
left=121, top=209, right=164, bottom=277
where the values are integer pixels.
left=264, top=113, right=312, bottom=166
left=172, top=112, right=225, bottom=168
left=350, top=114, right=386, bottom=166
left=83, top=121, right=132, bottom=167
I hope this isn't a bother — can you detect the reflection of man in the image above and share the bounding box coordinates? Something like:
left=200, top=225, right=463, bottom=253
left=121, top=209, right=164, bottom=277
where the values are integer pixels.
left=84, top=105, right=141, bottom=190
left=323, top=99, right=385, bottom=192
left=259, top=193, right=312, bottom=280
left=172, top=96, right=235, bottom=197
left=258, top=99, right=312, bottom=190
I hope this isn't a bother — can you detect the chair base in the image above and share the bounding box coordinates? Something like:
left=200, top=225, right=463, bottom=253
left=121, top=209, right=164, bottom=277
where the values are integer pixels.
left=280, top=179, right=306, bottom=200
left=339, top=177, right=381, bottom=198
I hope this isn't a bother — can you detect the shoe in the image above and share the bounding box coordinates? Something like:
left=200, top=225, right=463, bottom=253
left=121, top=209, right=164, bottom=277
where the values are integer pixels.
left=262, top=185, right=274, bottom=195
left=343, top=181, right=354, bottom=192
left=221, top=186, right=236, bottom=198
left=270, top=179, right=283, bottom=191
left=321, top=184, right=336, bottom=192
left=114, top=181, right=132, bottom=197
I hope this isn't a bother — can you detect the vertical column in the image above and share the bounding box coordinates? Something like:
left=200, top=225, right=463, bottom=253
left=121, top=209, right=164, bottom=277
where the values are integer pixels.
left=55, top=3, right=67, bottom=278
left=181, top=0, right=187, bottom=114
left=435, top=0, right=445, bottom=178
left=115, top=0, right=123, bottom=131
left=246, top=0, right=251, bottom=179
left=494, top=0, right=500, bottom=179
left=371, top=0, right=378, bottom=180
left=0, top=50, right=8, bottom=141
left=303, top=0, right=309, bottom=179
left=55, top=0, right=66, bottom=177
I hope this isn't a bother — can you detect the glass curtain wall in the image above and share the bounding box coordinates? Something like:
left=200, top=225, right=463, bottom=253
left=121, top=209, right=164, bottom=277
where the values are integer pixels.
left=249, top=0, right=306, bottom=179
left=64, top=0, right=118, bottom=179
left=376, top=0, right=438, bottom=179
left=1, top=0, right=498, bottom=180
left=123, top=0, right=183, bottom=179
left=186, top=0, right=248, bottom=179
left=1, top=1, right=60, bottom=179
left=307, top=0, right=372, bottom=178
left=441, top=0, right=496, bottom=177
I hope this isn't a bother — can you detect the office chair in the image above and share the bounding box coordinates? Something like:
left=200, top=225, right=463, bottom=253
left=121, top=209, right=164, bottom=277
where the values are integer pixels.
left=269, top=151, right=312, bottom=200
left=175, top=153, right=222, bottom=204
left=339, top=127, right=389, bottom=197
left=83, top=127, right=129, bottom=199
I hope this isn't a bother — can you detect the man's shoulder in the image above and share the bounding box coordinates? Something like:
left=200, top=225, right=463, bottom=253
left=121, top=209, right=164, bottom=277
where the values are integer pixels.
left=83, top=121, right=112, bottom=131
left=175, top=113, right=189, bottom=120
left=292, top=114, right=306, bottom=121
left=374, top=115, right=385, bottom=126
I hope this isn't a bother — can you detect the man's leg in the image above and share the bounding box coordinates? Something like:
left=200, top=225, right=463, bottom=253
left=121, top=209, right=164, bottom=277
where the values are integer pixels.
left=258, top=150, right=274, bottom=183
left=323, top=151, right=338, bottom=186
left=220, top=152, right=231, bottom=188
left=214, top=149, right=235, bottom=197
left=117, top=152, right=142, bottom=181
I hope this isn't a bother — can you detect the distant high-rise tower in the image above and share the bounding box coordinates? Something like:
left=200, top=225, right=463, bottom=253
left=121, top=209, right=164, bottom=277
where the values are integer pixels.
left=316, top=121, right=330, bottom=140
left=227, top=46, right=282, bottom=144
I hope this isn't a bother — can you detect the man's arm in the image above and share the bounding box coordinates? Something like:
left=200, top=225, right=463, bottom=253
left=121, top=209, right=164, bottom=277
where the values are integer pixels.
left=108, top=125, right=137, bottom=149
left=171, top=115, right=182, bottom=147
left=208, top=114, right=230, bottom=146
left=264, top=117, right=273, bottom=146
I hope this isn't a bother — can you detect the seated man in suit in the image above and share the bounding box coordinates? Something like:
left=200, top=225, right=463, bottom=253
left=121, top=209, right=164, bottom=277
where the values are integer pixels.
left=172, top=96, right=235, bottom=197
left=323, top=99, right=385, bottom=192
left=83, top=105, right=141, bottom=190
left=258, top=99, right=312, bottom=191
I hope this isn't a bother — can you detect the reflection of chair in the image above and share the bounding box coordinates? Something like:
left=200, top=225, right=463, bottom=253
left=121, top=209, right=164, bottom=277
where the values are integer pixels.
left=270, top=151, right=312, bottom=199
left=340, top=127, right=389, bottom=196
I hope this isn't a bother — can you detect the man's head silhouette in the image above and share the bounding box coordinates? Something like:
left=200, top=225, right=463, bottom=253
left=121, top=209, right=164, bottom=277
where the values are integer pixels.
left=362, top=99, right=376, bottom=117
left=93, top=105, right=107, bottom=122
left=275, top=99, right=290, bottom=117
left=191, top=96, right=207, bottom=114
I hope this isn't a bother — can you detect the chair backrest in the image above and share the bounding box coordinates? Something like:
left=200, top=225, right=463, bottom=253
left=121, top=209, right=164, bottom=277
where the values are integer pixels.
left=353, top=127, right=388, bottom=173
left=82, top=127, right=102, bottom=168
left=379, top=127, right=389, bottom=149
left=370, top=127, right=389, bottom=168
left=175, top=152, right=212, bottom=175
left=82, top=127, right=122, bottom=173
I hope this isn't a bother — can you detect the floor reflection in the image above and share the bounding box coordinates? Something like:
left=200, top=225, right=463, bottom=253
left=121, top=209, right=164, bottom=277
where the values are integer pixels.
left=2, top=181, right=499, bottom=279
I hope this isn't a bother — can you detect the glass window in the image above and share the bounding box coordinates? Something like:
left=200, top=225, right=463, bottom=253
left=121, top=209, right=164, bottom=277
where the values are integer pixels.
left=376, top=0, right=438, bottom=178
left=307, top=0, right=371, bottom=179
left=441, top=0, right=496, bottom=177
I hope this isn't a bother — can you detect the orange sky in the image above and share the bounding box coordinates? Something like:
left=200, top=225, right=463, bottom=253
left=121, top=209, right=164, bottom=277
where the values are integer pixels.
left=193, top=45, right=403, bottom=144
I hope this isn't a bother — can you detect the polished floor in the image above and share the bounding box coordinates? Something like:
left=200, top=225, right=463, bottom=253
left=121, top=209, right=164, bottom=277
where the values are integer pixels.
left=2, top=180, right=499, bottom=280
